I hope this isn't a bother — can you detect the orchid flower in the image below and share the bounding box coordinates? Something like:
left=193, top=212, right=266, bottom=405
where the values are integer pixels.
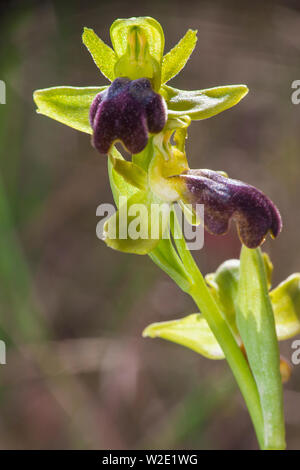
left=33, top=16, right=299, bottom=450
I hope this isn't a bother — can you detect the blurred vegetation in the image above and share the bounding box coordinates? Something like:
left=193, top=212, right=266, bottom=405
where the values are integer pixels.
left=0, top=0, right=299, bottom=449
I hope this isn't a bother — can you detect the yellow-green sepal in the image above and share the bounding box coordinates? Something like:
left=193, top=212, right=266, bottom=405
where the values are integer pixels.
left=110, top=17, right=164, bottom=64
left=164, top=84, right=249, bottom=120
left=143, top=313, right=225, bottom=360
left=33, top=86, right=105, bottom=133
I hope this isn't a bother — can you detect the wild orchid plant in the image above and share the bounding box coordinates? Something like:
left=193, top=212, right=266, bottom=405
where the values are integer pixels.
left=33, top=17, right=300, bottom=449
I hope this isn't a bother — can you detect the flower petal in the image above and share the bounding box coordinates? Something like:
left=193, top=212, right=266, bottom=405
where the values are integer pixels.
left=82, top=27, right=117, bottom=81
left=161, top=29, right=197, bottom=84
left=178, top=169, right=282, bottom=248
left=90, top=78, right=167, bottom=154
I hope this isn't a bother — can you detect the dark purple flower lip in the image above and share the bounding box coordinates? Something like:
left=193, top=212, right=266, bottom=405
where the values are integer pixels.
left=178, top=169, right=282, bottom=248
left=90, top=77, right=167, bottom=155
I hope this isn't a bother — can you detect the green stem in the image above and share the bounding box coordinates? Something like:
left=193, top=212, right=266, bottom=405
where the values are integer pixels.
left=189, top=274, right=265, bottom=448
left=170, top=215, right=265, bottom=448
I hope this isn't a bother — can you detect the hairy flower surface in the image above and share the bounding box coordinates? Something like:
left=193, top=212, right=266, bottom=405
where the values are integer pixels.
left=90, top=77, right=167, bottom=154
left=177, top=169, right=282, bottom=248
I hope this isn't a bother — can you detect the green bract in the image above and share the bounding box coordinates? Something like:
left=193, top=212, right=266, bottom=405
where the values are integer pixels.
left=104, top=122, right=190, bottom=256
left=108, top=146, right=192, bottom=293
left=143, top=313, right=224, bottom=360
left=237, top=247, right=284, bottom=449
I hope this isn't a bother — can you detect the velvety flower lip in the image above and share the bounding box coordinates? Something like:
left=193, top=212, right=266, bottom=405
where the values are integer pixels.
left=90, top=77, right=167, bottom=154
left=178, top=169, right=282, bottom=248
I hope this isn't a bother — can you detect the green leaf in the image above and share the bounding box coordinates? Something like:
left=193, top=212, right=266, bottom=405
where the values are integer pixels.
left=270, top=274, right=300, bottom=340
left=33, top=86, right=105, bottom=134
left=143, top=313, right=224, bottom=359
left=82, top=27, right=117, bottom=81
left=164, top=84, right=249, bottom=120
left=161, top=29, right=197, bottom=84
left=110, top=17, right=164, bottom=63
left=237, top=246, right=285, bottom=450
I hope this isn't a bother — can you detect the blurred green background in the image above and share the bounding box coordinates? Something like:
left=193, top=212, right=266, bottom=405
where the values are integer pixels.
left=0, top=0, right=299, bottom=449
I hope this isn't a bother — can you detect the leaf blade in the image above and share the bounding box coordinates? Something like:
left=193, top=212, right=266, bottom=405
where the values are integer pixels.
left=237, top=246, right=285, bottom=450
